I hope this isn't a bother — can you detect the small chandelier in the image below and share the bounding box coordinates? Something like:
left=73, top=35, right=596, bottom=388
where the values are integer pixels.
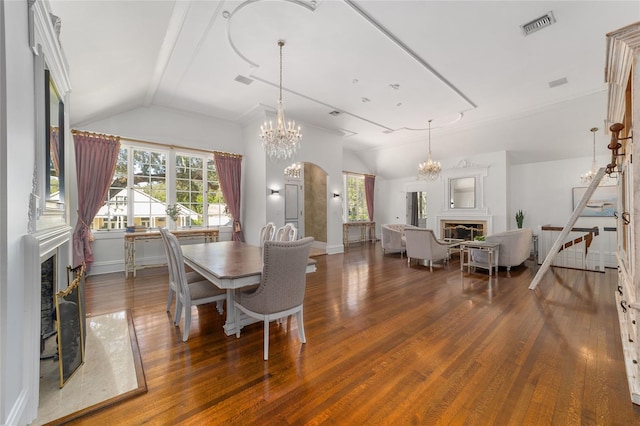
left=580, top=127, right=598, bottom=184
left=259, top=40, right=302, bottom=161
left=418, top=119, right=441, bottom=180
left=284, top=162, right=301, bottom=178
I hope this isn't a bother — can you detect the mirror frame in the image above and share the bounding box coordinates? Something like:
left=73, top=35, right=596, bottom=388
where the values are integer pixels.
left=442, top=161, right=488, bottom=214
left=29, top=1, right=71, bottom=230
left=45, top=69, right=65, bottom=205
left=449, top=177, right=476, bottom=209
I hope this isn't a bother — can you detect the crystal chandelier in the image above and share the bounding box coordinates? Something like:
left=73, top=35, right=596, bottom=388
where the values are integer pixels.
left=259, top=40, right=302, bottom=161
left=418, top=119, right=441, bottom=180
left=284, top=162, right=301, bottom=178
left=580, top=127, right=598, bottom=184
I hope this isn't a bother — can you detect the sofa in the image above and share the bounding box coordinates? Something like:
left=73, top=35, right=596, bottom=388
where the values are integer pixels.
left=381, top=224, right=419, bottom=258
left=471, top=228, right=533, bottom=271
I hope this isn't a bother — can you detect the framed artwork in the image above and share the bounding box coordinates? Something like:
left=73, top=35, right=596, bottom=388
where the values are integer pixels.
left=572, top=185, right=616, bottom=217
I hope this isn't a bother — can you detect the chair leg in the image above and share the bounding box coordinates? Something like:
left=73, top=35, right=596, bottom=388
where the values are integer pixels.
left=235, top=307, right=241, bottom=338
left=182, top=306, right=191, bottom=342
left=263, top=319, right=270, bottom=361
left=174, top=299, right=182, bottom=325
left=429, top=260, right=433, bottom=272
left=296, top=309, right=306, bottom=343
left=166, top=288, right=174, bottom=312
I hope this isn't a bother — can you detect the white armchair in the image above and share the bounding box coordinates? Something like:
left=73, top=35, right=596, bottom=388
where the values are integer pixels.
left=405, top=228, right=452, bottom=271
left=381, top=224, right=418, bottom=258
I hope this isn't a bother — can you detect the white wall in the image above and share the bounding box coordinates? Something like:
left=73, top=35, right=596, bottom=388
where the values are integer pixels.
left=2, top=2, right=39, bottom=424
left=262, top=122, right=345, bottom=253
left=376, top=150, right=509, bottom=237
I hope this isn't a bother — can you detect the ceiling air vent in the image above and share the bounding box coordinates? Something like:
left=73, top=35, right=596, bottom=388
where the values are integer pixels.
left=234, top=75, right=253, bottom=85
left=521, top=12, right=555, bottom=36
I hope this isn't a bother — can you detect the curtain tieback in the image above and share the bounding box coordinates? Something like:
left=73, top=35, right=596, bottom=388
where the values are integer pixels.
left=234, top=220, right=242, bottom=233
left=78, top=211, right=96, bottom=242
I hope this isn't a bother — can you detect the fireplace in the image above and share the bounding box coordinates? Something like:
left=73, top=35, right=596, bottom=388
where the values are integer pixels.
left=23, top=225, right=73, bottom=419
left=441, top=220, right=487, bottom=241
left=437, top=215, right=492, bottom=241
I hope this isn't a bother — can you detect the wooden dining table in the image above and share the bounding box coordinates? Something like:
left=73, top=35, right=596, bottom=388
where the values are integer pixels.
left=181, top=241, right=317, bottom=336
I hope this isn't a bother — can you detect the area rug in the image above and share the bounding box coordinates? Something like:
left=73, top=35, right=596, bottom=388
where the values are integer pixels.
left=34, top=310, right=146, bottom=425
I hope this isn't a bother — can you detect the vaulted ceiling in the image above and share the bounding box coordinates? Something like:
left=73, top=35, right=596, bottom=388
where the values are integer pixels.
left=48, top=0, right=639, bottom=171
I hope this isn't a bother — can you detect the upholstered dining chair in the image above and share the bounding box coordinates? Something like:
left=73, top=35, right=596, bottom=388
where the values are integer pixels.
left=274, top=224, right=297, bottom=241
left=163, top=230, right=226, bottom=342
left=159, top=227, right=208, bottom=322
left=234, top=237, right=314, bottom=360
left=259, top=222, right=276, bottom=247
left=404, top=228, right=452, bottom=272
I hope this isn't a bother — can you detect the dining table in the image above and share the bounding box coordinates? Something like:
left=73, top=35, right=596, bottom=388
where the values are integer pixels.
left=181, top=241, right=317, bottom=336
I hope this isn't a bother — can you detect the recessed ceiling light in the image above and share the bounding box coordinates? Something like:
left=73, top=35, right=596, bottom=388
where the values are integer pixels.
left=361, top=97, right=371, bottom=103
left=382, top=130, right=393, bottom=134
left=329, top=110, right=341, bottom=116
left=222, top=10, right=230, bottom=19
left=352, top=79, right=359, bottom=84
left=396, top=102, right=402, bottom=107
left=234, top=75, right=253, bottom=85
left=389, top=83, right=400, bottom=90
left=548, top=77, right=568, bottom=88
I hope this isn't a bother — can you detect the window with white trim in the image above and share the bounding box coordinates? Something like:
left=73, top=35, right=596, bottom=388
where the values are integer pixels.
left=344, top=173, right=369, bottom=222
left=91, top=144, right=229, bottom=231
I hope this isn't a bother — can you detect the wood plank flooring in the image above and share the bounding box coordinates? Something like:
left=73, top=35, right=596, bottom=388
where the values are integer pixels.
left=72, top=243, right=640, bottom=425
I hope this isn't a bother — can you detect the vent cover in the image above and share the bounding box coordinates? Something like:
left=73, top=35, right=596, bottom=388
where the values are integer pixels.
left=521, top=12, right=555, bottom=36
left=234, top=75, right=253, bottom=85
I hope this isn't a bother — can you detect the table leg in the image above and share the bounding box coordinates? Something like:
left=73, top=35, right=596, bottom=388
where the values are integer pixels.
left=223, top=289, right=237, bottom=336
left=488, top=250, right=493, bottom=276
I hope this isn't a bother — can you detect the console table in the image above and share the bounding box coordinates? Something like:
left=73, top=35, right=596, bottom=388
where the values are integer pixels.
left=343, top=222, right=375, bottom=247
left=459, top=241, right=500, bottom=276
left=124, top=228, right=219, bottom=278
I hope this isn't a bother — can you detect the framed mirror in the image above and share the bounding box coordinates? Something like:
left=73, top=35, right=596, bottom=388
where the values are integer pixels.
left=449, top=177, right=475, bottom=209
left=45, top=69, right=64, bottom=207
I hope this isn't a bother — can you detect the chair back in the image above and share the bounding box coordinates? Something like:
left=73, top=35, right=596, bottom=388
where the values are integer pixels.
left=259, top=222, right=276, bottom=246
left=405, top=228, right=449, bottom=260
left=253, top=237, right=313, bottom=313
left=159, top=227, right=177, bottom=285
left=274, top=224, right=297, bottom=241
left=163, top=231, right=193, bottom=306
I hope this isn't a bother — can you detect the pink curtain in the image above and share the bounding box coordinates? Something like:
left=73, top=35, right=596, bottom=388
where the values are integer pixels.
left=72, top=131, right=120, bottom=268
left=214, top=153, right=244, bottom=242
left=365, top=174, right=375, bottom=222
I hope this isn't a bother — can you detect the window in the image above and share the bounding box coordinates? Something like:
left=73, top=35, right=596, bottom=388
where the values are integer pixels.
left=344, top=173, right=369, bottom=221
left=91, top=144, right=228, bottom=231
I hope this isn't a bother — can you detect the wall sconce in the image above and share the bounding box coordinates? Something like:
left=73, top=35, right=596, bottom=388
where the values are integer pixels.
left=607, top=122, right=631, bottom=175
left=333, top=192, right=341, bottom=198
left=270, top=189, right=280, bottom=195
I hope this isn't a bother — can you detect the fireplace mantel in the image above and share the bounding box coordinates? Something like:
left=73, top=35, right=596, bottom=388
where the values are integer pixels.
left=23, top=224, right=72, bottom=420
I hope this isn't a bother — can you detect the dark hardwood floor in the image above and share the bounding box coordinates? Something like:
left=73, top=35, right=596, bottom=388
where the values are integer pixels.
left=73, top=243, right=640, bottom=425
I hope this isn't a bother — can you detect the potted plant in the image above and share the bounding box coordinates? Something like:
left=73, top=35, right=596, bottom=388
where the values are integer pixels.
left=515, top=210, right=524, bottom=229
left=166, top=204, right=180, bottom=228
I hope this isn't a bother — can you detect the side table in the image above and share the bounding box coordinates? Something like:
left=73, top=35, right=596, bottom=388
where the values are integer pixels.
left=459, top=241, right=500, bottom=276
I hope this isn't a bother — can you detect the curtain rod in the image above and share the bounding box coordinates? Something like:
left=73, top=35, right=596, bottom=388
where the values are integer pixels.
left=343, top=170, right=375, bottom=178
left=71, top=129, right=120, bottom=142
left=72, top=130, right=242, bottom=159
